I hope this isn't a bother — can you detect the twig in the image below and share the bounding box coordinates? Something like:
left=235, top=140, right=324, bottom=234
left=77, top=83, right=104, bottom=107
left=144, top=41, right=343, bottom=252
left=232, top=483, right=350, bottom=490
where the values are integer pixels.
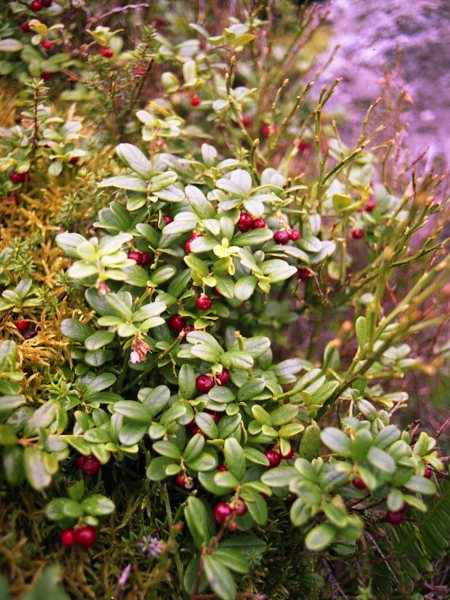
left=87, top=3, right=149, bottom=28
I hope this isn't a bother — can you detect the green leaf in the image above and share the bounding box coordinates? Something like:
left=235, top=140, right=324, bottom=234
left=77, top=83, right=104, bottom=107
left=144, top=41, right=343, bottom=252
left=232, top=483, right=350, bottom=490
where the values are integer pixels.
left=237, top=378, right=266, bottom=401
left=214, top=548, right=250, bottom=574
left=299, top=423, right=321, bottom=460
left=23, top=447, right=52, bottom=490
left=234, top=228, right=273, bottom=246
left=81, top=494, right=115, bottom=516
left=22, top=566, right=70, bottom=600
left=203, top=555, right=236, bottom=600
left=98, top=175, right=147, bottom=192
left=185, top=496, right=213, bottom=548
left=61, top=319, right=94, bottom=342
left=321, top=428, right=352, bottom=457
left=261, top=466, right=297, bottom=487
left=183, top=433, right=205, bottom=462
left=178, top=364, right=196, bottom=399
left=355, top=316, right=368, bottom=350
left=153, top=440, right=181, bottom=460
left=118, top=418, right=148, bottom=445
left=195, top=413, right=219, bottom=439
left=234, top=276, right=257, bottom=301
left=116, top=143, right=152, bottom=178
left=404, top=476, right=436, bottom=495
left=252, top=405, right=271, bottom=426
left=240, top=487, right=267, bottom=525
left=186, top=449, right=218, bottom=472
left=114, top=401, right=151, bottom=423
left=185, top=185, right=215, bottom=218
left=223, top=350, right=254, bottom=370
left=367, top=446, right=396, bottom=474
left=305, top=523, right=336, bottom=551
left=270, top=404, right=299, bottom=426
left=146, top=456, right=175, bottom=480
left=224, top=438, right=246, bottom=480
left=3, top=446, right=24, bottom=486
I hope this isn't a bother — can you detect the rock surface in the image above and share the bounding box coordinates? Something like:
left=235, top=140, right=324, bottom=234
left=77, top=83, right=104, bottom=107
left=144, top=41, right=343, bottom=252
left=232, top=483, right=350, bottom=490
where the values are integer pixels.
left=321, top=0, right=450, bottom=164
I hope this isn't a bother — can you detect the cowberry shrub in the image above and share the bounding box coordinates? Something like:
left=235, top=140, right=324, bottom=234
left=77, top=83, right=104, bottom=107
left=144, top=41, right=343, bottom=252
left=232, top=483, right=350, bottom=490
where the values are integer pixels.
left=0, top=1, right=449, bottom=599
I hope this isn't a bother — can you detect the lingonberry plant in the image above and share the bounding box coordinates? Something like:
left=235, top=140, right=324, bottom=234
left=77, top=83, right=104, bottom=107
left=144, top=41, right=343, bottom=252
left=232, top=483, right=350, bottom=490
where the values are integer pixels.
left=0, top=1, right=449, bottom=599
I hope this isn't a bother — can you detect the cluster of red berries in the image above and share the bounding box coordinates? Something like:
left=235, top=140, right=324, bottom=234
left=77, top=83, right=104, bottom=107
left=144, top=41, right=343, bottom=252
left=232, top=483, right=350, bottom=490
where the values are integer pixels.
left=9, top=171, right=30, bottom=185
left=274, top=228, right=300, bottom=245
left=213, top=499, right=248, bottom=530
left=76, top=455, right=101, bottom=476
left=127, top=251, right=151, bottom=265
left=195, top=369, right=230, bottom=393
left=238, top=212, right=266, bottom=233
left=60, top=526, right=96, bottom=548
left=264, top=444, right=293, bottom=468
left=14, top=320, right=36, bottom=339
left=30, top=0, right=53, bottom=11
left=185, top=232, right=202, bottom=253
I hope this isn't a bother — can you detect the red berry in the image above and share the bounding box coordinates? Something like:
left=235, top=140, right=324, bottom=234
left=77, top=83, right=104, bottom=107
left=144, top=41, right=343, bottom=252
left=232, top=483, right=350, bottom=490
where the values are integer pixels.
left=242, top=116, right=252, bottom=127
left=176, top=474, right=187, bottom=487
left=238, top=212, right=253, bottom=233
left=9, top=171, right=23, bottom=184
left=264, top=448, right=281, bottom=468
left=212, top=288, right=222, bottom=297
left=297, top=140, right=311, bottom=153
left=41, top=71, right=52, bottom=81
left=22, top=172, right=30, bottom=182
left=74, top=526, right=96, bottom=548
left=185, top=232, right=202, bottom=253
left=424, top=467, right=432, bottom=479
left=386, top=511, right=405, bottom=526
left=190, top=96, right=201, bottom=107
left=298, top=268, right=309, bottom=282
left=196, top=375, right=214, bottom=393
left=289, top=229, right=300, bottom=241
left=217, top=368, right=230, bottom=386
left=217, top=464, right=228, bottom=472
left=42, top=40, right=53, bottom=50
left=163, top=214, right=172, bottom=225
left=353, top=477, right=366, bottom=490
left=281, top=445, right=294, bottom=460
left=228, top=520, right=239, bottom=531
left=205, top=409, right=220, bottom=424
left=127, top=251, right=141, bottom=263
left=352, top=228, right=363, bottom=240
left=99, top=47, right=113, bottom=58
left=22, top=328, right=37, bottom=340
left=196, top=295, right=212, bottom=310
left=30, top=0, right=43, bottom=11
left=274, top=230, right=290, bottom=245
left=69, top=156, right=79, bottom=165
left=260, top=124, right=271, bottom=137
left=213, top=502, right=233, bottom=524
left=233, top=501, right=248, bottom=516
left=252, top=218, right=266, bottom=229
left=42, top=0, right=53, bottom=6
left=7, top=194, right=19, bottom=206
left=168, top=314, right=186, bottom=331
left=14, top=320, right=29, bottom=332
left=76, top=456, right=86, bottom=470
left=20, top=22, right=31, bottom=33
left=191, top=426, right=205, bottom=437
left=60, top=529, right=76, bottom=547
left=153, top=17, right=166, bottom=27
left=365, top=199, right=376, bottom=212
left=139, top=252, right=151, bottom=266
left=81, top=455, right=101, bottom=476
